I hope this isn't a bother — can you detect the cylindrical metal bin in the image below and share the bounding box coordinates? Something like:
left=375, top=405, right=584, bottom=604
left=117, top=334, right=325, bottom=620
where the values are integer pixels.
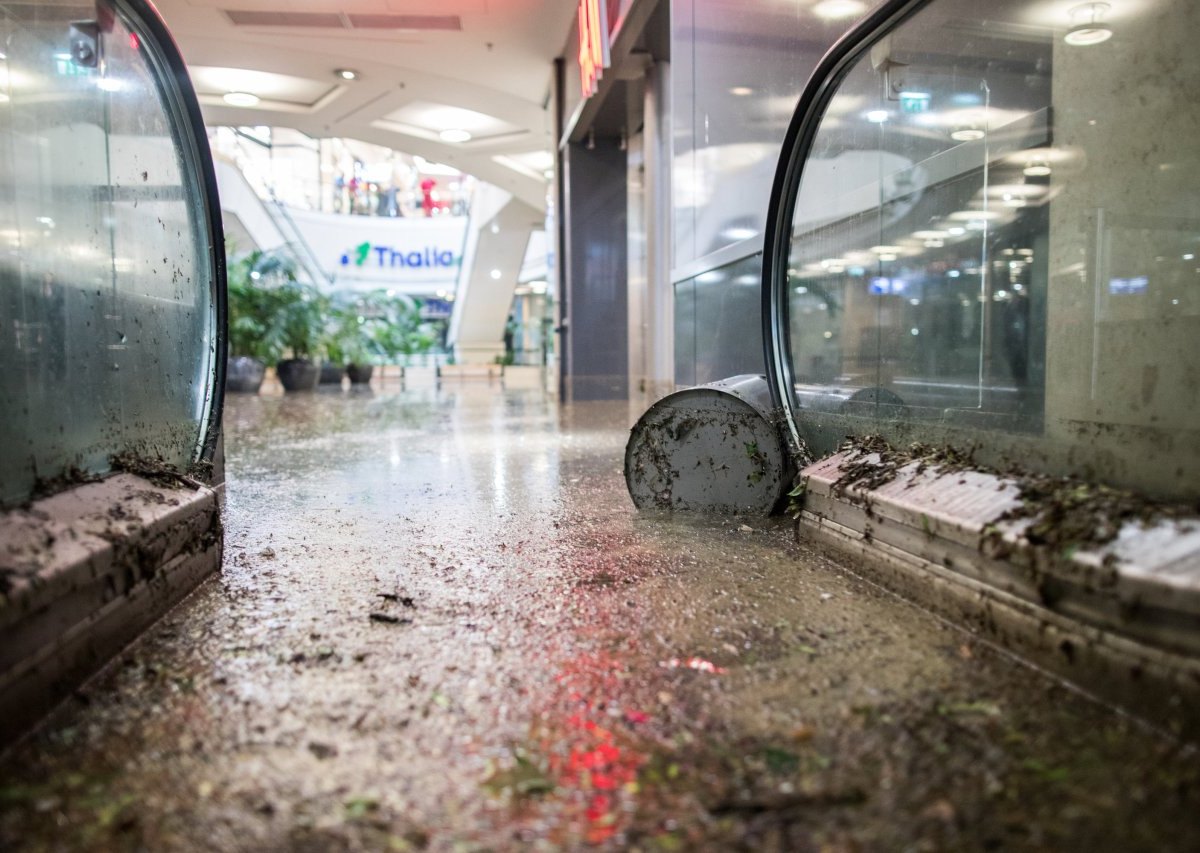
left=625, top=375, right=792, bottom=515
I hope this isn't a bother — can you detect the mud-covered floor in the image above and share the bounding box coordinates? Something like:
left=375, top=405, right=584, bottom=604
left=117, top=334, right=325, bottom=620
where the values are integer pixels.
left=2, top=383, right=1198, bottom=851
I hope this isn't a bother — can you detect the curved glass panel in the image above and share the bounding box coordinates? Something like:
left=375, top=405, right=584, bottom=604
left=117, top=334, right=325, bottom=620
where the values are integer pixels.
left=0, top=1, right=219, bottom=506
left=775, top=0, right=1200, bottom=500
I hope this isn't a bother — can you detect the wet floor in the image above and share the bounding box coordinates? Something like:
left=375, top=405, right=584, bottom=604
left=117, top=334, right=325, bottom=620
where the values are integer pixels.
left=2, top=381, right=1198, bottom=851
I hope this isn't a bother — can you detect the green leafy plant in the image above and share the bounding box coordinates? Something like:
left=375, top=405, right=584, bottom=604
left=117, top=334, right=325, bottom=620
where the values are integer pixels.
left=321, top=290, right=439, bottom=368
left=226, top=247, right=327, bottom=362
left=323, top=294, right=375, bottom=366
left=370, top=293, right=436, bottom=361
left=226, top=249, right=286, bottom=362
left=786, top=478, right=808, bottom=520
left=274, top=279, right=327, bottom=361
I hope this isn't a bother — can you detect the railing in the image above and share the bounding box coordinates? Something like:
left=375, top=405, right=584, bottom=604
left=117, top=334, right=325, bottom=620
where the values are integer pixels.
left=265, top=193, right=332, bottom=287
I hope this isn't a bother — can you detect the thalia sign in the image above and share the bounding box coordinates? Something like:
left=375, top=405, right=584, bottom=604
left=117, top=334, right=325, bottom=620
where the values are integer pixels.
left=340, top=241, right=460, bottom=270
left=284, top=207, right=468, bottom=291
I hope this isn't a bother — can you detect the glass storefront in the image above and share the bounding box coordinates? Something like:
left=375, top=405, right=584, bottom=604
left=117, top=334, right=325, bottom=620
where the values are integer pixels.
left=0, top=0, right=223, bottom=506
left=766, top=0, right=1200, bottom=500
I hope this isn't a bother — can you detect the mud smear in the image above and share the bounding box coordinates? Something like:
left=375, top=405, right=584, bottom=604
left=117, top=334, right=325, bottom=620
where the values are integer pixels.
left=0, top=388, right=1197, bottom=851
left=827, top=433, right=1198, bottom=553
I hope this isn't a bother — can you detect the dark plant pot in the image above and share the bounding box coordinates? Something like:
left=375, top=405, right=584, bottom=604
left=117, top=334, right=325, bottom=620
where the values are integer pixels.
left=226, top=356, right=266, bottom=394
left=347, top=363, right=374, bottom=385
left=277, top=358, right=319, bottom=392
left=319, top=361, right=345, bottom=385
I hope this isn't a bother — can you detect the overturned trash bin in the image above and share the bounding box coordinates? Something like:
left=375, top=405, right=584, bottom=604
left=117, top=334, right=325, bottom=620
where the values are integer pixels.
left=625, top=375, right=792, bottom=514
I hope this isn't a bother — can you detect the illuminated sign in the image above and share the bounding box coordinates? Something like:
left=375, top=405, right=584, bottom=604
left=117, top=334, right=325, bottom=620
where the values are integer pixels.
left=869, top=276, right=908, bottom=295
left=577, top=0, right=611, bottom=100
left=340, top=241, right=460, bottom=270
left=1109, top=275, right=1149, bottom=295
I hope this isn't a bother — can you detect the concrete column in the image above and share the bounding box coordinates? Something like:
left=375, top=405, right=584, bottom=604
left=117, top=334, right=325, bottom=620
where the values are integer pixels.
left=643, top=59, right=675, bottom=400
left=1044, top=0, right=1200, bottom=497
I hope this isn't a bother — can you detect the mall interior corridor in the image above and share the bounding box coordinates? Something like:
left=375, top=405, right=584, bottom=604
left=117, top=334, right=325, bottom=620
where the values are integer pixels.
left=2, top=379, right=1197, bottom=851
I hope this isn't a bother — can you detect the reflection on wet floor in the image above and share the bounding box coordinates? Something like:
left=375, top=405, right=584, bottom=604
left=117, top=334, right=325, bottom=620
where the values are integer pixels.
left=2, top=383, right=1198, bottom=851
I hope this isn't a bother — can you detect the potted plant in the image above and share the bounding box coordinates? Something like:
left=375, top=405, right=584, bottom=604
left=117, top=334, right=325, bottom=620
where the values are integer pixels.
left=273, top=278, right=327, bottom=392
left=318, top=356, right=345, bottom=387
left=327, top=293, right=382, bottom=386
left=226, top=248, right=286, bottom=393
left=372, top=293, right=435, bottom=367
left=333, top=313, right=376, bottom=385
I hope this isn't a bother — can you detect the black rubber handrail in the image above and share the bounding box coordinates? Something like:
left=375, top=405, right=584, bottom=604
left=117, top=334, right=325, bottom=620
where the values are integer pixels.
left=759, top=0, right=930, bottom=455
left=117, top=0, right=228, bottom=468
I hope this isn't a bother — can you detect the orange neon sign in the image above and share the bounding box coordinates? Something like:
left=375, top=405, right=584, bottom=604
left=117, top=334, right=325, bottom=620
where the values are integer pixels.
left=577, top=0, right=611, bottom=100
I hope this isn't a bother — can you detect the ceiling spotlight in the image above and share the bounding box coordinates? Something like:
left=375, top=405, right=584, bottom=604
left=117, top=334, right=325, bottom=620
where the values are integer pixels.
left=866, top=110, right=889, bottom=123
left=223, top=91, right=260, bottom=107
left=813, top=0, right=868, bottom=20
left=1024, top=159, right=1052, bottom=177
left=440, top=129, right=472, bottom=143
left=950, top=125, right=985, bottom=141
left=1065, top=3, right=1113, bottom=46
left=334, top=68, right=359, bottom=81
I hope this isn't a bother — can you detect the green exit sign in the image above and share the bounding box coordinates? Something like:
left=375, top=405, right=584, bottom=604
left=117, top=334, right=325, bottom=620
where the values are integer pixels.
left=900, top=92, right=931, bottom=113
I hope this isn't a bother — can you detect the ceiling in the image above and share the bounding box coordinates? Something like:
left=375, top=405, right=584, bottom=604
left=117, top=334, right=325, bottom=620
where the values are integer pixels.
left=154, top=0, right=578, bottom=210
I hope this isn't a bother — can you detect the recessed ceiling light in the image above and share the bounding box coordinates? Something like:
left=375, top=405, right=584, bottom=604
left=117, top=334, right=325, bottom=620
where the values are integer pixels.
left=950, top=126, right=985, bottom=141
left=1023, top=160, right=1052, bottom=177
left=490, top=269, right=502, bottom=280
left=1065, top=2, right=1113, bottom=46
left=223, top=91, right=260, bottom=107
left=97, top=78, right=123, bottom=93
left=949, top=210, right=1003, bottom=221
left=866, top=110, right=889, bottom=123
left=729, top=86, right=753, bottom=97
left=334, top=68, right=359, bottom=81
left=813, top=0, right=867, bottom=20
left=440, top=129, right=472, bottom=143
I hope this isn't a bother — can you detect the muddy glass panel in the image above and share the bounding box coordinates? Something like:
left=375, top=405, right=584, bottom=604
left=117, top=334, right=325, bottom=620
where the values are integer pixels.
left=777, top=0, right=1200, bottom=500
left=0, top=2, right=217, bottom=505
